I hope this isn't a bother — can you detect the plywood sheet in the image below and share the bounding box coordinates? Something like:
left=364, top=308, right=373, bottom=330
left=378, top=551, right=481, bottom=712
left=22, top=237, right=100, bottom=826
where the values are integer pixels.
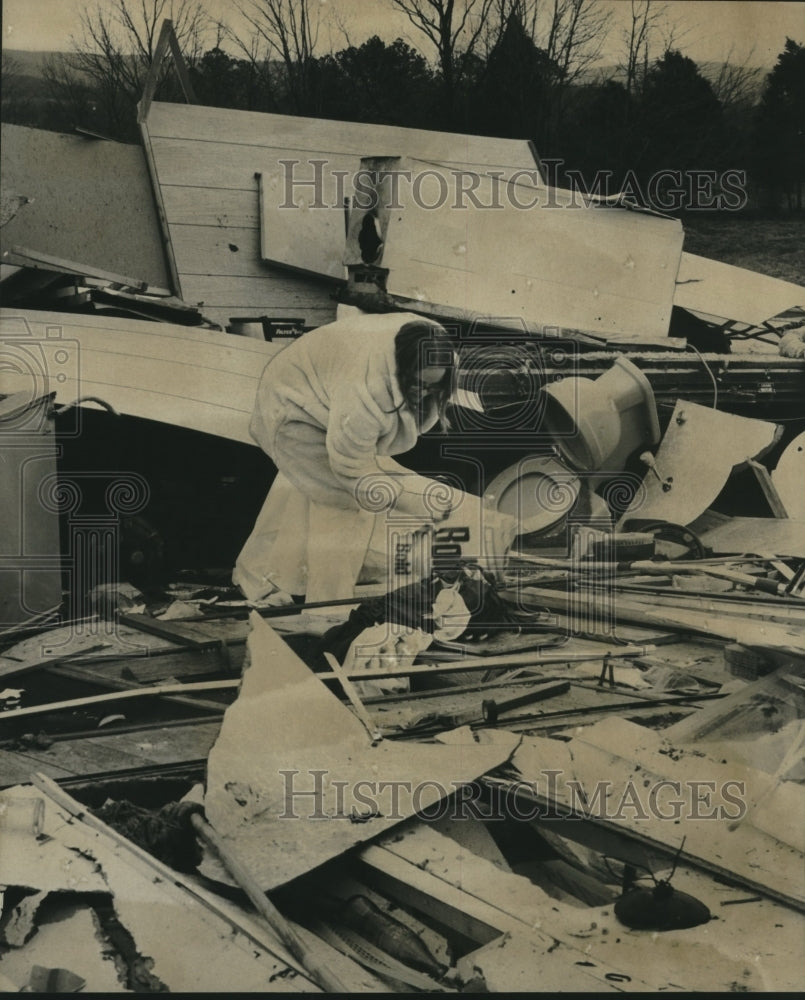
left=0, top=124, right=168, bottom=289
left=356, top=159, right=684, bottom=341
left=675, top=252, right=804, bottom=326
left=373, top=822, right=783, bottom=992
left=511, top=716, right=805, bottom=908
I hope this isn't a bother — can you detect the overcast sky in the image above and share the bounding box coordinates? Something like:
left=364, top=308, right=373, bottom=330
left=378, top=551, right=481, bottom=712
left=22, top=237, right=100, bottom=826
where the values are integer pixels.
left=3, top=0, right=803, bottom=68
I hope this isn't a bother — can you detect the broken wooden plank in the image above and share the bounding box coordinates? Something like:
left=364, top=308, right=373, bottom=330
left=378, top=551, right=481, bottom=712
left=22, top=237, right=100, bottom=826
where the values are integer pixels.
left=0, top=618, right=175, bottom=682
left=46, top=660, right=232, bottom=713
left=772, top=430, right=805, bottom=519
left=674, top=252, right=804, bottom=328
left=191, top=811, right=352, bottom=993
left=665, top=666, right=805, bottom=745
left=5, top=244, right=160, bottom=293
left=316, top=642, right=657, bottom=683
left=0, top=721, right=222, bottom=785
left=510, top=584, right=805, bottom=653
left=0, top=679, right=237, bottom=722
left=693, top=515, right=805, bottom=558
left=370, top=820, right=790, bottom=991
left=18, top=778, right=370, bottom=991
left=0, top=754, right=75, bottom=787
left=746, top=457, right=790, bottom=518
left=138, top=116, right=183, bottom=295
left=358, top=825, right=654, bottom=991
left=512, top=551, right=795, bottom=597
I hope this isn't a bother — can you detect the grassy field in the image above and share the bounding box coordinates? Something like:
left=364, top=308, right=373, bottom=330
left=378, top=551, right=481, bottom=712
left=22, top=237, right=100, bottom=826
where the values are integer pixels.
left=680, top=213, right=804, bottom=285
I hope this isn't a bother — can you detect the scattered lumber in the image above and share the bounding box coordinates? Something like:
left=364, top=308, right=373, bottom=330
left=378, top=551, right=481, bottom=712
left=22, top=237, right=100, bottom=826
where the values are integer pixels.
left=509, top=584, right=805, bottom=654
left=356, top=820, right=788, bottom=991
left=507, top=716, right=805, bottom=911
left=6, top=778, right=377, bottom=992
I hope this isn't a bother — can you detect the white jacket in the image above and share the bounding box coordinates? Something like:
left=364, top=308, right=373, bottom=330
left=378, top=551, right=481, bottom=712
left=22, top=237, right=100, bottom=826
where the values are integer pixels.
left=249, top=312, right=441, bottom=513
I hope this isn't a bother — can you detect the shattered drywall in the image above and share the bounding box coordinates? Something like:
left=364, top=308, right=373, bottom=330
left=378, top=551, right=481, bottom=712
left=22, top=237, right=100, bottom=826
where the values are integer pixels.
left=203, top=612, right=521, bottom=891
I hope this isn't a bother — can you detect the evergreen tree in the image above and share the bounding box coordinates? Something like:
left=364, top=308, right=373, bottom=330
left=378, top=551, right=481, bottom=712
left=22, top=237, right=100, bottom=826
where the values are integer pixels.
left=317, top=37, right=435, bottom=128
left=471, top=12, right=559, bottom=142
left=634, top=49, right=725, bottom=202
left=753, top=38, right=805, bottom=209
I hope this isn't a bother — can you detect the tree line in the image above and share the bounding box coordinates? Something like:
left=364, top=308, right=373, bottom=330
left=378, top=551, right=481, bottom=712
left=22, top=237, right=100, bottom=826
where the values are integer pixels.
left=2, top=0, right=803, bottom=211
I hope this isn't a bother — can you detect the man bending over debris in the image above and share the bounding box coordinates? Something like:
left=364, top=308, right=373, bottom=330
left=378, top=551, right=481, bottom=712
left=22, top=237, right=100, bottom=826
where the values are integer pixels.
left=234, top=312, right=457, bottom=604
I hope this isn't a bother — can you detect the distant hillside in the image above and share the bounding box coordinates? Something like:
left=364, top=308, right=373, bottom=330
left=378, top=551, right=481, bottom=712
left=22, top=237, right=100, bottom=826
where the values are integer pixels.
left=2, top=49, right=66, bottom=74
left=2, top=50, right=73, bottom=133
left=578, top=59, right=771, bottom=98
left=6, top=47, right=774, bottom=92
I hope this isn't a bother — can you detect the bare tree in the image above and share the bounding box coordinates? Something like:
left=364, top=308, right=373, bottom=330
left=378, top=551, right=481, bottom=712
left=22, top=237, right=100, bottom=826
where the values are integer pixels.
left=231, top=0, right=324, bottom=114
left=44, top=0, right=210, bottom=139
left=711, top=45, right=764, bottom=109
left=390, top=0, right=496, bottom=112
left=543, top=0, right=612, bottom=85
left=621, top=0, right=667, bottom=95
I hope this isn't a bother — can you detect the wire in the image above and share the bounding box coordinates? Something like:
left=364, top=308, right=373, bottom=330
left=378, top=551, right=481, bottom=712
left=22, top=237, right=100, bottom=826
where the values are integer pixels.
left=686, top=344, right=718, bottom=409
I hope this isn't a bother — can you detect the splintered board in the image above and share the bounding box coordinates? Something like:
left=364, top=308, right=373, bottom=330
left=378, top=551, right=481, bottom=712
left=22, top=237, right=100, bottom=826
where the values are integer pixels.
left=358, top=820, right=801, bottom=991
left=509, top=716, right=805, bottom=911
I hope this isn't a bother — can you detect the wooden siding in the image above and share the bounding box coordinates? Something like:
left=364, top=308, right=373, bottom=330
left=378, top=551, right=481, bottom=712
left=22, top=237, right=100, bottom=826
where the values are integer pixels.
left=347, top=159, right=685, bottom=342
left=0, top=309, right=281, bottom=443
left=143, top=102, right=539, bottom=327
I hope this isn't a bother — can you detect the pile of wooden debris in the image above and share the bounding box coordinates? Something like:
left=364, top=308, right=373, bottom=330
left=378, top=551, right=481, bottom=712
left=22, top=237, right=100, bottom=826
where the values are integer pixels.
left=1, top=505, right=804, bottom=991
left=1, top=24, right=804, bottom=989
